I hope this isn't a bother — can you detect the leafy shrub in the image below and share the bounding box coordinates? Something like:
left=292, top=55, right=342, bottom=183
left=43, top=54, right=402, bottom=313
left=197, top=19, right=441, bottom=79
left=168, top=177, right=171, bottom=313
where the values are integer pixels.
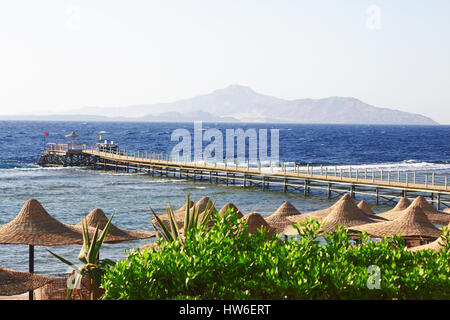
left=101, top=211, right=450, bottom=300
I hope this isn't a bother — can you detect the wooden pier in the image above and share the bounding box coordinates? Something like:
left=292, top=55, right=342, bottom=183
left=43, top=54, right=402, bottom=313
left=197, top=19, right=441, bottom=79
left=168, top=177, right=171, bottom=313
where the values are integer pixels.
left=36, top=144, right=450, bottom=209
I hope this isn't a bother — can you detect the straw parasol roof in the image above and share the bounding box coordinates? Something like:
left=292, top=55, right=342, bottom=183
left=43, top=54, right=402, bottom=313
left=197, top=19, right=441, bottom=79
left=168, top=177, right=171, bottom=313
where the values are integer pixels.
left=356, top=200, right=387, bottom=222
left=151, top=197, right=217, bottom=230
left=287, top=199, right=338, bottom=224
left=377, top=197, right=412, bottom=221
left=0, top=199, right=84, bottom=246
left=73, top=208, right=155, bottom=243
left=174, top=201, right=196, bottom=214
left=194, top=196, right=216, bottom=214
left=348, top=204, right=441, bottom=241
left=64, top=131, right=79, bottom=138
left=241, top=212, right=276, bottom=238
left=288, top=194, right=384, bottom=224
left=408, top=223, right=449, bottom=252
left=139, top=242, right=160, bottom=252
left=357, top=200, right=374, bottom=215
left=0, top=266, right=53, bottom=296
left=265, top=201, right=301, bottom=234
left=284, top=194, right=381, bottom=236
left=219, top=203, right=243, bottom=218
left=406, top=196, right=450, bottom=225
left=150, top=201, right=196, bottom=229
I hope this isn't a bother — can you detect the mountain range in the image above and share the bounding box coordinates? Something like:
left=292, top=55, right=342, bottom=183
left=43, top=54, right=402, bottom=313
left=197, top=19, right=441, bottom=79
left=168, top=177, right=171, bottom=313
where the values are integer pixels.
left=0, top=85, right=438, bottom=125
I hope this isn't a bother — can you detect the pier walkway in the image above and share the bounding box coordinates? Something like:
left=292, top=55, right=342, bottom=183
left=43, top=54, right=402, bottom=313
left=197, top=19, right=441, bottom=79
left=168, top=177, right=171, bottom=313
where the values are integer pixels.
left=36, top=143, right=450, bottom=209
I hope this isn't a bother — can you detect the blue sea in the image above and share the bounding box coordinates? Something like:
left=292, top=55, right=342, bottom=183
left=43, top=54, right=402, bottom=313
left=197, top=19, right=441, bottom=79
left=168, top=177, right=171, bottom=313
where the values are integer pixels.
left=0, top=121, right=449, bottom=274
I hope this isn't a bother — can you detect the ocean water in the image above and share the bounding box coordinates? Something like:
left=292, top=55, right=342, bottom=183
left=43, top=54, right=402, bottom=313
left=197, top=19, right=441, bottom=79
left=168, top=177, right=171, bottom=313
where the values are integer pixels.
left=0, top=121, right=449, bottom=274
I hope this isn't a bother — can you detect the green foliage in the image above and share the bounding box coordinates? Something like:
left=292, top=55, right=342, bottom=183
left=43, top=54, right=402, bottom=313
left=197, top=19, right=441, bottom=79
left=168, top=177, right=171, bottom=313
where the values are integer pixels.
left=150, top=193, right=217, bottom=245
left=101, top=211, right=450, bottom=300
left=48, top=214, right=115, bottom=300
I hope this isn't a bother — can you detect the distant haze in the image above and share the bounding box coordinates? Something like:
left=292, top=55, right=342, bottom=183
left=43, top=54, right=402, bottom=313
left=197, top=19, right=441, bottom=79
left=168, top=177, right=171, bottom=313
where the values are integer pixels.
left=1, top=85, right=438, bottom=125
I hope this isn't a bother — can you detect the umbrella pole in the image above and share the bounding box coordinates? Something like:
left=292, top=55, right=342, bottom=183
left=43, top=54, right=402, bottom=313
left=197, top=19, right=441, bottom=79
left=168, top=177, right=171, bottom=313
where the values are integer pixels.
left=28, top=245, right=34, bottom=300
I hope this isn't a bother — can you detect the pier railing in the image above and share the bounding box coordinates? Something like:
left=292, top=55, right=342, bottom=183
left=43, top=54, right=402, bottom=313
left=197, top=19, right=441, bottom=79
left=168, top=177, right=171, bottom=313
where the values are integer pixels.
left=46, top=143, right=90, bottom=152
left=82, top=148, right=450, bottom=191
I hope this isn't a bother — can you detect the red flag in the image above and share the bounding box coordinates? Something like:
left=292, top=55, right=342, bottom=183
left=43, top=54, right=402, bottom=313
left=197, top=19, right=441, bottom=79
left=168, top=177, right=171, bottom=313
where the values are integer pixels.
left=44, top=132, right=49, bottom=136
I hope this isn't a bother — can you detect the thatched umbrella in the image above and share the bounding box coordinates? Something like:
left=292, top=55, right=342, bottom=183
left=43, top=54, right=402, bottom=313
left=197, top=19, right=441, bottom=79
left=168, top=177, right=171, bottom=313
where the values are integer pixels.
left=356, top=200, right=387, bottom=222
left=65, top=131, right=80, bottom=148
left=0, top=199, right=85, bottom=299
left=139, top=242, right=159, bottom=252
left=174, top=201, right=196, bottom=214
left=0, top=266, right=53, bottom=296
left=357, top=200, right=374, bottom=215
left=150, top=201, right=196, bottom=230
left=287, top=198, right=340, bottom=224
left=377, top=197, right=411, bottom=221
left=265, top=201, right=301, bottom=234
left=348, top=204, right=441, bottom=246
left=407, top=196, right=450, bottom=225
left=288, top=194, right=385, bottom=224
left=151, top=197, right=217, bottom=231
left=219, top=203, right=243, bottom=219
left=408, top=223, right=449, bottom=252
left=241, top=212, right=276, bottom=238
left=73, top=208, right=155, bottom=243
left=284, top=194, right=382, bottom=236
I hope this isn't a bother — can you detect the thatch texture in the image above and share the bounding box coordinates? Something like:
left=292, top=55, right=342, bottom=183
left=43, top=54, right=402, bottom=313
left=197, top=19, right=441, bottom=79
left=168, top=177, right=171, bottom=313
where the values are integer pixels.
left=219, top=203, right=243, bottom=219
left=265, top=201, right=301, bottom=234
left=284, top=195, right=380, bottom=235
left=241, top=212, right=276, bottom=238
left=0, top=199, right=84, bottom=246
left=408, top=234, right=448, bottom=252
left=407, top=196, right=450, bottom=225
left=151, top=197, right=216, bottom=231
left=33, top=273, right=90, bottom=300
left=287, top=196, right=344, bottom=224
left=74, top=208, right=154, bottom=243
left=357, top=200, right=374, bottom=215
left=348, top=204, right=441, bottom=241
left=377, top=197, right=412, bottom=221
left=139, top=242, right=159, bottom=252
left=150, top=201, right=196, bottom=229
left=0, top=267, right=53, bottom=296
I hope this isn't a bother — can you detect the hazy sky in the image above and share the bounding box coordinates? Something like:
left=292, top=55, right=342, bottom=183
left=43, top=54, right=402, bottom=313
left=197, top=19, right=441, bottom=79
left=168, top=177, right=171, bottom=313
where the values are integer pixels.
left=1, top=0, right=449, bottom=123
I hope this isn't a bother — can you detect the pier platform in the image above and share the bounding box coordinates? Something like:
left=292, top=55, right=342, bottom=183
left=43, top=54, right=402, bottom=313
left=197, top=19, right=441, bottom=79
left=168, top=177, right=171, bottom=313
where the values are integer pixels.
left=36, top=143, right=450, bottom=209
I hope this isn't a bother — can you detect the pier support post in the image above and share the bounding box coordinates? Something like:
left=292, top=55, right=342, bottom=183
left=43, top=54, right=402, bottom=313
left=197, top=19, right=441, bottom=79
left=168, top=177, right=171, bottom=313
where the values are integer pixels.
left=283, top=178, right=287, bottom=192
left=350, top=185, right=355, bottom=199
left=376, top=188, right=379, bottom=206
left=28, top=245, right=34, bottom=300
left=437, top=193, right=441, bottom=210
left=327, top=183, right=332, bottom=199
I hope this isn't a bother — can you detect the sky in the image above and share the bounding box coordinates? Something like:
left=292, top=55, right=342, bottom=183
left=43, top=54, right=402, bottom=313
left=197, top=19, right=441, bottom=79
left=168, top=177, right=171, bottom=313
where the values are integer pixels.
left=0, top=0, right=449, bottom=123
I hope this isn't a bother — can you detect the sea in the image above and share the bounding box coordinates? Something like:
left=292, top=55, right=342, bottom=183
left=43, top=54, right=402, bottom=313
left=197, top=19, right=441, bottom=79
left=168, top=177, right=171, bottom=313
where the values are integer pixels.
left=0, top=121, right=449, bottom=274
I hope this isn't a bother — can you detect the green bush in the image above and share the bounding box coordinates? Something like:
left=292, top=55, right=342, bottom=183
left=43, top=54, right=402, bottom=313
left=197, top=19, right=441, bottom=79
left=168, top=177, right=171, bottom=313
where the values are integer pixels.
left=101, top=211, right=450, bottom=300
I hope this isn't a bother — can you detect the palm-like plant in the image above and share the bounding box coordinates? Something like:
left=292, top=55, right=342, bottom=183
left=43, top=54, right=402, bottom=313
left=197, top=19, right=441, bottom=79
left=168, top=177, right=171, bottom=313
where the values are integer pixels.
left=48, top=214, right=116, bottom=300
left=150, top=193, right=217, bottom=245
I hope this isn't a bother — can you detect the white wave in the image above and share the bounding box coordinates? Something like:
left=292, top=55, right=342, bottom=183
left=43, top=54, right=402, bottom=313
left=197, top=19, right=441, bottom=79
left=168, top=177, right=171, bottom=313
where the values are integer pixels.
left=180, top=159, right=450, bottom=173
